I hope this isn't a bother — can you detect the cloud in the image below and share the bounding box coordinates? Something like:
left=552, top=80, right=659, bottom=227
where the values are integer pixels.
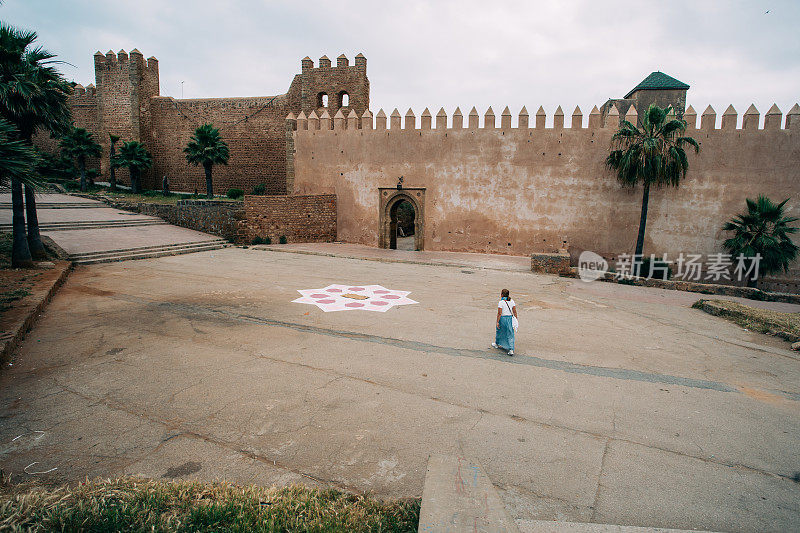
left=2, top=0, right=798, bottom=125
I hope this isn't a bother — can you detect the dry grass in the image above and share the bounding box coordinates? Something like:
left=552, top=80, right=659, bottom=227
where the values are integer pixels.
left=692, top=299, right=800, bottom=342
left=0, top=477, right=420, bottom=532
left=0, top=233, right=35, bottom=313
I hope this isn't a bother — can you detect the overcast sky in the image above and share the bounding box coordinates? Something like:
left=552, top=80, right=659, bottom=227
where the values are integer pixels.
left=3, top=0, right=798, bottom=127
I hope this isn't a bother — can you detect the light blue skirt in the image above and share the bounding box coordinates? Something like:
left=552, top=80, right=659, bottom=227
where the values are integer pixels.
left=495, top=315, right=515, bottom=351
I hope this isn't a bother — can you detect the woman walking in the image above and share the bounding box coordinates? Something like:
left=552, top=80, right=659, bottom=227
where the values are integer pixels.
left=492, top=288, right=517, bottom=356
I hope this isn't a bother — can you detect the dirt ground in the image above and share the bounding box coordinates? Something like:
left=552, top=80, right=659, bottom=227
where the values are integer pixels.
left=0, top=247, right=798, bottom=532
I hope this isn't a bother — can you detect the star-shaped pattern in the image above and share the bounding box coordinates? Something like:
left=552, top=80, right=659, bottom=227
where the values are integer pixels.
left=292, top=284, right=418, bottom=312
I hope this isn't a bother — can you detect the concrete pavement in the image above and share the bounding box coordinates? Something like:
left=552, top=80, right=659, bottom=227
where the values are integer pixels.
left=0, top=192, right=226, bottom=261
left=0, top=248, right=798, bottom=531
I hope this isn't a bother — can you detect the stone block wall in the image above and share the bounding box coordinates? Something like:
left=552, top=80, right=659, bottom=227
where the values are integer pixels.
left=137, top=200, right=244, bottom=242
left=531, top=252, right=572, bottom=275
left=243, top=194, right=336, bottom=243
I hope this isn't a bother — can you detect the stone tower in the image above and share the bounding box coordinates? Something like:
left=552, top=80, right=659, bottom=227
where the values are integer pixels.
left=286, top=54, right=369, bottom=119
left=602, top=71, right=689, bottom=125
left=93, top=49, right=160, bottom=177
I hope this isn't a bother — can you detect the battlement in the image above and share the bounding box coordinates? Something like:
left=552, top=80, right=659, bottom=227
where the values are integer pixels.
left=300, top=53, right=366, bottom=73
left=292, top=103, right=800, bottom=133
left=292, top=53, right=369, bottom=117
left=71, top=83, right=97, bottom=98
left=93, top=49, right=159, bottom=75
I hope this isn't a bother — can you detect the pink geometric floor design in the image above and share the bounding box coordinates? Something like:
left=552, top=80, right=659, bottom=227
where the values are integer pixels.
left=292, top=284, right=418, bottom=312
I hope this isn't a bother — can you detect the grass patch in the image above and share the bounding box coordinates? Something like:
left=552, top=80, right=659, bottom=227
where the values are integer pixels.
left=0, top=477, right=420, bottom=532
left=77, top=186, right=241, bottom=205
left=0, top=287, right=30, bottom=312
left=692, top=299, right=800, bottom=342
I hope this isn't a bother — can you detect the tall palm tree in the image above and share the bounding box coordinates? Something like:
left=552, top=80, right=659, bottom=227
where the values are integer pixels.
left=0, top=23, right=71, bottom=263
left=112, top=141, right=152, bottom=193
left=60, top=126, right=101, bottom=192
left=722, top=196, right=798, bottom=286
left=606, top=104, right=699, bottom=263
left=184, top=124, right=229, bottom=198
left=109, top=133, right=120, bottom=190
left=0, top=118, right=39, bottom=267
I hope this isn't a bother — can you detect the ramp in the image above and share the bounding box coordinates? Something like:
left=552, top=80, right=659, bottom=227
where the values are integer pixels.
left=419, top=454, right=520, bottom=533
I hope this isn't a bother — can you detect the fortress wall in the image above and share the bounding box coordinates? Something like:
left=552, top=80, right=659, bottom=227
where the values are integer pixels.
left=33, top=84, right=100, bottom=160
left=146, top=96, right=290, bottom=194
left=54, top=51, right=368, bottom=194
left=292, top=106, right=800, bottom=263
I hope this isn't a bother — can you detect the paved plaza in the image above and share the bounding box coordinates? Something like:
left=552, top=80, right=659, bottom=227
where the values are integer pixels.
left=1, top=246, right=799, bottom=531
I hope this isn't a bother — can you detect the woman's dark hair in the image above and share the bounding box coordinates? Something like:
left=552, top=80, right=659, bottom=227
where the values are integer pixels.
left=501, top=288, right=509, bottom=300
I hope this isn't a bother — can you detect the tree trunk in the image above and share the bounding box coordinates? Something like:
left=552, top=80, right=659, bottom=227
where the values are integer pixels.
left=131, top=168, right=140, bottom=194
left=10, top=176, right=34, bottom=268
left=204, top=163, right=213, bottom=199
left=633, top=181, right=650, bottom=274
left=109, top=145, right=116, bottom=191
left=79, top=156, right=87, bottom=192
left=24, top=184, right=47, bottom=260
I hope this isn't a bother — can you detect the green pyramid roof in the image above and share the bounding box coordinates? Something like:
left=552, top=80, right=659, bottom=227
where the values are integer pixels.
left=625, top=72, right=689, bottom=98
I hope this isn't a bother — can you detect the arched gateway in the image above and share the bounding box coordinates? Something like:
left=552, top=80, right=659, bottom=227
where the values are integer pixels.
left=379, top=187, right=425, bottom=251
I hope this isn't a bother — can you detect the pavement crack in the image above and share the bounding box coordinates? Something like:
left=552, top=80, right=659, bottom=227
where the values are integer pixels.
left=49, top=380, right=359, bottom=494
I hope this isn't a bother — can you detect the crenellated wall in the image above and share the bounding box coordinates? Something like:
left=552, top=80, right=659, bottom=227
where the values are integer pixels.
left=47, top=51, right=369, bottom=195
left=291, top=103, right=800, bottom=264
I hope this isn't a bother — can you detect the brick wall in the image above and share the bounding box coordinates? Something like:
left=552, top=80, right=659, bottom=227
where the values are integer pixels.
left=146, top=96, right=291, bottom=195
left=243, top=194, right=336, bottom=243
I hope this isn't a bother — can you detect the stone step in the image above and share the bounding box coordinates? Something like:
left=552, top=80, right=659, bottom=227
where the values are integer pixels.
left=0, top=202, right=102, bottom=209
left=0, top=220, right=167, bottom=231
left=516, top=520, right=715, bottom=533
left=73, top=243, right=228, bottom=264
left=418, top=454, right=520, bottom=532
left=70, top=239, right=228, bottom=259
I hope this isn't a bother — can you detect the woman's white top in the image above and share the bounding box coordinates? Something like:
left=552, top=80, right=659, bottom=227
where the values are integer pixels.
left=498, top=298, right=516, bottom=316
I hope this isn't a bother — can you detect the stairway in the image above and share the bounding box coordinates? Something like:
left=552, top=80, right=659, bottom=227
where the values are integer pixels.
left=0, top=201, right=103, bottom=209
left=70, top=238, right=229, bottom=264
left=0, top=219, right=167, bottom=232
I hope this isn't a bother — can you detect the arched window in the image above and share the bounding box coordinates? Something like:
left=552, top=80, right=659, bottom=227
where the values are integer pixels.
left=340, top=92, right=350, bottom=107
left=318, top=92, right=328, bottom=108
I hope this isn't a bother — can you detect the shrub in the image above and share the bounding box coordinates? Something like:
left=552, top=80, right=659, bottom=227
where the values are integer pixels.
left=264, top=236, right=272, bottom=245
left=252, top=183, right=267, bottom=195
left=279, top=235, right=287, bottom=244
left=141, top=189, right=159, bottom=197
left=64, top=181, right=80, bottom=191
left=227, top=188, right=244, bottom=199
left=251, top=236, right=272, bottom=245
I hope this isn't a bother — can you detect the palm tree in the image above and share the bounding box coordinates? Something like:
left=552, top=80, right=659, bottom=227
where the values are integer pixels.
left=112, top=141, right=152, bottom=193
left=722, top=196, right=798, bottom=286
left=0, top=23, right=71, bottom=263
left=184, top=124, right=229, bottom=198
left=109, top=133, right=120, bottom=190
left=606, top=104, right=699, bottom=264
left=0, top=118, right=39, bottom=267
left=60, top=126, right=101, bottom=192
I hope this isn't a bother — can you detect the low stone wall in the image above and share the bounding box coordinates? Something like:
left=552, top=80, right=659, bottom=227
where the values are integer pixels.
left=758, top=277, right=800, bottom=295
left=530, top=252, right=571, bottom=275
left=574, top=269, right=800, bottom=304
left=243, top=194, right=336, bottom=244
left=135, top=200, right=245, bottom=242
